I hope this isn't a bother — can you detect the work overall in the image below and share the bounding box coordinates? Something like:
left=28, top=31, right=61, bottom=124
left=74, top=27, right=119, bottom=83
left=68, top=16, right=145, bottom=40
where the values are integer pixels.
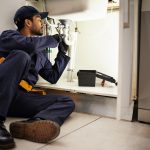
left=0, top=30, right=75, bottom=126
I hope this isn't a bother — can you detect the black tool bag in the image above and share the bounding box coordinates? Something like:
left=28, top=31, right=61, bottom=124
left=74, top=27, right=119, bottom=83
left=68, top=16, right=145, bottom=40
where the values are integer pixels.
left=77, top=70, right=117, bottom=87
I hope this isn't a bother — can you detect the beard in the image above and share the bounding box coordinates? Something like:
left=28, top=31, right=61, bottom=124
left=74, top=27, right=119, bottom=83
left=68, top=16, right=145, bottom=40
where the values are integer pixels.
left=30, top=26, right=43, bottom=36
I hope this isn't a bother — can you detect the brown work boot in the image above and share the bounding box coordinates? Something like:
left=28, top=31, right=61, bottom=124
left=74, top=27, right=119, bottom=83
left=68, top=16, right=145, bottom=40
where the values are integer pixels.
left=9, top=118, right=60, bottom=143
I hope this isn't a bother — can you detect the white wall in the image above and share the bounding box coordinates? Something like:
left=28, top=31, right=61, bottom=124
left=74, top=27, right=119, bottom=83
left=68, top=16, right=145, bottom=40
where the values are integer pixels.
left=0, top=0, right=26, bottom=32
left=74, top=11, right=119, bottom=79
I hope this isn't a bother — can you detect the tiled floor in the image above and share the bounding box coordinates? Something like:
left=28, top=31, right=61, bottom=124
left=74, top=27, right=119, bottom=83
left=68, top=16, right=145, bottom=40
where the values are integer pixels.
left=5, top=112, right=150, bottom=150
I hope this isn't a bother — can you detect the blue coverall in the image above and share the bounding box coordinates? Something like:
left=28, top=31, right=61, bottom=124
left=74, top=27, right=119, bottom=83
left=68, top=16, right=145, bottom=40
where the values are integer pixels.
left=0, top=30, right=75, bottom=126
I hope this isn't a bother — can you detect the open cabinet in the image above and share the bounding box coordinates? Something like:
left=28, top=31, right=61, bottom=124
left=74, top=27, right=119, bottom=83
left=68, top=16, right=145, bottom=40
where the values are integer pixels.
left=34, top=0, right=119, bottom=118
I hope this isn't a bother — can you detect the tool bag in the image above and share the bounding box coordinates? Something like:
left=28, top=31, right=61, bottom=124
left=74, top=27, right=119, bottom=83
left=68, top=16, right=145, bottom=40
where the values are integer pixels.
left=77, top=70, right=117, bottom=87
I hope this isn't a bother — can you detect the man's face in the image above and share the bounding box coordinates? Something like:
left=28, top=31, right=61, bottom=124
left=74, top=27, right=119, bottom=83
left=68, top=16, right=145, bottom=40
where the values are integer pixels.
left=30, top=15, right=43, bottom=36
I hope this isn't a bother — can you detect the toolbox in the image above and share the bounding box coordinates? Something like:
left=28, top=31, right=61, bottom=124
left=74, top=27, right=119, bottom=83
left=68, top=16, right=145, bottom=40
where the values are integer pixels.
left=77, top=70, right=96, bottom=87
left=77, top=70, right=117, bottom=87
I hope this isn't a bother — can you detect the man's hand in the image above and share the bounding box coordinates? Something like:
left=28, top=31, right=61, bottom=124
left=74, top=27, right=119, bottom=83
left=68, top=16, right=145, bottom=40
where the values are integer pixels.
left=53, top=34, right=65, bottom=43
left=58, top=41, right=69, bottom=55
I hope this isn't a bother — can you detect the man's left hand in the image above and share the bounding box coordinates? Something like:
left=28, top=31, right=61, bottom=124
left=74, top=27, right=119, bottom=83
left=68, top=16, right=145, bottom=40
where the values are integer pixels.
left=53, top=34, right=65, bottom=43
left=58, top=41, right=69, bottom=55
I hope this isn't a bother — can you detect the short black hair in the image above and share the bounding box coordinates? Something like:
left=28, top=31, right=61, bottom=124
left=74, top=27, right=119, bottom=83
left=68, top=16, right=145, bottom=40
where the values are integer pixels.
left=16, top=16, right=33, bottom=31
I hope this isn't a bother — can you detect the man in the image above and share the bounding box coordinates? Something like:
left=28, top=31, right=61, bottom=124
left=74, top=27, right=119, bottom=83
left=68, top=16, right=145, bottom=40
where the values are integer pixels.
left=0, top=6, right=75, bottom=149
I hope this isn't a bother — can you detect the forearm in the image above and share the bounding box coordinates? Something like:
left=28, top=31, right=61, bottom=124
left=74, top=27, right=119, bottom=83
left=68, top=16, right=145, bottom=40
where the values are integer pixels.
left=0, top=30, right=58, bottom=54
left=39, top=51, right=70, bottom=84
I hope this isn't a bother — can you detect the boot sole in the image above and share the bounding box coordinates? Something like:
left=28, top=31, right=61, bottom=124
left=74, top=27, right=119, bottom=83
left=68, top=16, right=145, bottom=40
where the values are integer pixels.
left=9, top=120, right=60, bottom=143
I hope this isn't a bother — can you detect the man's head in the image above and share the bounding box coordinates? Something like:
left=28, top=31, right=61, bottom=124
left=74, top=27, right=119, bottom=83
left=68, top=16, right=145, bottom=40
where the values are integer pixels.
left=14, top=6, right=48, bottom=36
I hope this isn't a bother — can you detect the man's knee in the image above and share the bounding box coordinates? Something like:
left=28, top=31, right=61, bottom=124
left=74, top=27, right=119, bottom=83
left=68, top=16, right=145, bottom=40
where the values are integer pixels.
left=70, top=100, right=75, bottom=112
left=11, top=50, right=31, bottom=65
left=67, top=97, right=75, bottom=112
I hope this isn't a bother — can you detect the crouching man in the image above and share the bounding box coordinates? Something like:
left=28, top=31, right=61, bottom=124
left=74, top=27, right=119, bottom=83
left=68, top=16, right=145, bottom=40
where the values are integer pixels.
left=0, top=6, right=75, bottom=149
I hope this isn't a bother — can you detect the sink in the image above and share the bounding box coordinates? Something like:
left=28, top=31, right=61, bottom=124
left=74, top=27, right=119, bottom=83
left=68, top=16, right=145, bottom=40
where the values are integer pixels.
left=45, top=0, right=89, bottom=15
left=27, top=0, right=108, bottom=21
left=45, top=0, right=108, bottom=21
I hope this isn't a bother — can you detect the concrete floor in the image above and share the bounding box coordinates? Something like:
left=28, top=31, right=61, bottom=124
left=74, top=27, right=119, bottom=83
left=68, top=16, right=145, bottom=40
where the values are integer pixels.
left=4, top=112, right=150, bottom=150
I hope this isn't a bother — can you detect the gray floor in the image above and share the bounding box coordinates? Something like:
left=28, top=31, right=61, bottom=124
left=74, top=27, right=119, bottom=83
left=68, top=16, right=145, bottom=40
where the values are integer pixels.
left=5, top=112, right=150, bottom=150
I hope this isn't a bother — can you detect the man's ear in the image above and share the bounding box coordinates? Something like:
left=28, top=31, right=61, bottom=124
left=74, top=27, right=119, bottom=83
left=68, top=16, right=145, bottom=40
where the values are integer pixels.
left=24, top=19, right=32, bottom=28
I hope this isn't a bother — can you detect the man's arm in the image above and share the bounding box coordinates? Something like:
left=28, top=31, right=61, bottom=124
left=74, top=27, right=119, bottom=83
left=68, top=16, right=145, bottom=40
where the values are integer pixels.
left=0, top=30, right=58, bottom=54
left=39, top=51, right=70, bottom=84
